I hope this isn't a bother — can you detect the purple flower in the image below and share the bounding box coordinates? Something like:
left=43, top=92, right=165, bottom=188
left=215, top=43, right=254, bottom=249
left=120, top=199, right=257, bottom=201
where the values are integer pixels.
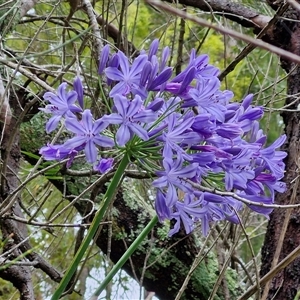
left=105, top=51, right=148, bottom=97
left=153, top=157, right=198, bottom=206
left=241, top=94, right=254, bottom=110
left=98, top=44, right=110, bottom=75
left=39, top=144, right=81, bottom=168
left=146, top=97, right=164, bottom=112
left=164, top=67, right=195, bottom=96
left=173, top=50, right=219, bottom=85
left=258, top=134, right=287, bottom=179
left=191, top=114, right=216, bottom=139
left=226, top=94, right=263, bottom=133
left=147, top=66, right=173, bottom=91
left=40, top=83, right=82, bottom=133
left=140, top=61, right=152, bottom=87
left=238, top=107, right=264, bottom=132
left=168, top=192, right=230, bottom=236
left=63, top=109, right=114, bottom=163
left=106, top=53, right=120, bottom=86
left=148, top=39, right=159, bottom=60
left=39, top=144, right=74, bottom=160
left=157, top=114, right=201, bottom=160
left=168, top=193, right=206, bottom=235
left=238, top=193, right=274, bottom=216
left=184, top=77, right=226, bottom=122
left=155, top=190, right=171, bottom=222
left=93, top=158, right=114, bottom=173
left=73, top=77, right=84, bottom=109
left=220, top=148, right=256, bottom=190
left=216, top=123, right=243, bottom=140
left=159, top=46, right=170, bottom=71
left=246, top=172, right=286, bottom=200
left=102, top=95, right=157, bottom=146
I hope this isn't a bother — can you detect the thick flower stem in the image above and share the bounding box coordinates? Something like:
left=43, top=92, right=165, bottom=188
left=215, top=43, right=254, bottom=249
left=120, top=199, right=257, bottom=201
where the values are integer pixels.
left=92, top=215, right=158, bottom=298
left=52, top=155, right=130, bottom=300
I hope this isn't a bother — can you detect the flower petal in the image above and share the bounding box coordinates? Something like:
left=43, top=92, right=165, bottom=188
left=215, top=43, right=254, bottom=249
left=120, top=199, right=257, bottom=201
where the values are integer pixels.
left=65, top=118, right=84, bottom=135
left=85, top=140, right=97, bottom=163
left=116, top=124, right=131, bottom=146
left=46, top=115, right=61, bottom=133
left=129, top=123, right=149, bottom=141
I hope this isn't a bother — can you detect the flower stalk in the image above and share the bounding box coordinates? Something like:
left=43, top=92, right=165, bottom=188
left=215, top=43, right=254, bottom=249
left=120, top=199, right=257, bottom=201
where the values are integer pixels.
left=52, top=155, right=130, bottom=299
left=92, top=215, right=158, bottom=298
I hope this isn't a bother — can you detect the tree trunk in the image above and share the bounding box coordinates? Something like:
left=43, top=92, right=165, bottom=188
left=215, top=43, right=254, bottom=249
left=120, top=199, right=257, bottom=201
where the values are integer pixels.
left=0, top=90, right=35, bottom=300
left=260, top=6, right=300, bottom=300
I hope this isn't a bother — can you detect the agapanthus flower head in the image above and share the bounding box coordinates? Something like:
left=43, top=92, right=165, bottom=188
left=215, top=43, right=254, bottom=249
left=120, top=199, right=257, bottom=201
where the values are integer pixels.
left=39, top=39, right=287, bottom=238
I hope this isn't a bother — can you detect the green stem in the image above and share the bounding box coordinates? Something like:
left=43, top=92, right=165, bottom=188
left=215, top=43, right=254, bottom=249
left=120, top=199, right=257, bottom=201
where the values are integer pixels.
left=52, top=155, right=130, bottom=300
left=92, top=215, right=158, bottom=297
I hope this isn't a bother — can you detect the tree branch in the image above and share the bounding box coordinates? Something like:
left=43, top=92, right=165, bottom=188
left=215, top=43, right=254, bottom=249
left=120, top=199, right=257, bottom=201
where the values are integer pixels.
left=162, top=0, right=271, bottom=29
left=146, top=0, right=300, bottom=65
left=0, top=264, right=34, bottom=300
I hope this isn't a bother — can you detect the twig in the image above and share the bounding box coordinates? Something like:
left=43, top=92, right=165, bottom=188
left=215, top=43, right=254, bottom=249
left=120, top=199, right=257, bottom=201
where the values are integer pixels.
left=3, top=212, right=110, bottom=228
left=146, top=0, right=300, bottom=65
left=208, top=212, right=244, bottom=300
left=82, top=0, right=103, bottom=58
left=219, top=3, right=289, bottom=81
left=238, top=242, right=300, bottom=300
left=287, top=0, right=300, bottom=11
left=186, top=180, right=300, bottom=209
left=175, top=225, right=221, bottom=300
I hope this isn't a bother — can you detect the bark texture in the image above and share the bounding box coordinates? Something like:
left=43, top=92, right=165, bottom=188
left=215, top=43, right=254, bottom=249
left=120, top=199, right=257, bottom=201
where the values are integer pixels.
left=0, top=91, right=35, bottom=300
left=162, top=0, right=270, bottom=29
left=260, top=6, right=300, bottom=300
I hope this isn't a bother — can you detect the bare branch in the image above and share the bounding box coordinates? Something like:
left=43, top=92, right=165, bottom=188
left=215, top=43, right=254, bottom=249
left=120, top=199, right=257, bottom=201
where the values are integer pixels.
left=162, top=0, right=271, bottom=29
left=0, top=73, right=12, bottom=132
left=146, top=0, right=300, bottom=65
left=95, top=15, right=138, bottom=55
left=187, top=180, right=300, bottom=209
left=3, top=213, right=109, bottom=228
left=0, top=263, right=35, bottom=300
left=239, top=243, right=300, bottom=300
left=219, top=3, right=289, bottom=80
left=0, top=258, right=39, bottom=267
left=81, top=0, right=103, bottom=59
